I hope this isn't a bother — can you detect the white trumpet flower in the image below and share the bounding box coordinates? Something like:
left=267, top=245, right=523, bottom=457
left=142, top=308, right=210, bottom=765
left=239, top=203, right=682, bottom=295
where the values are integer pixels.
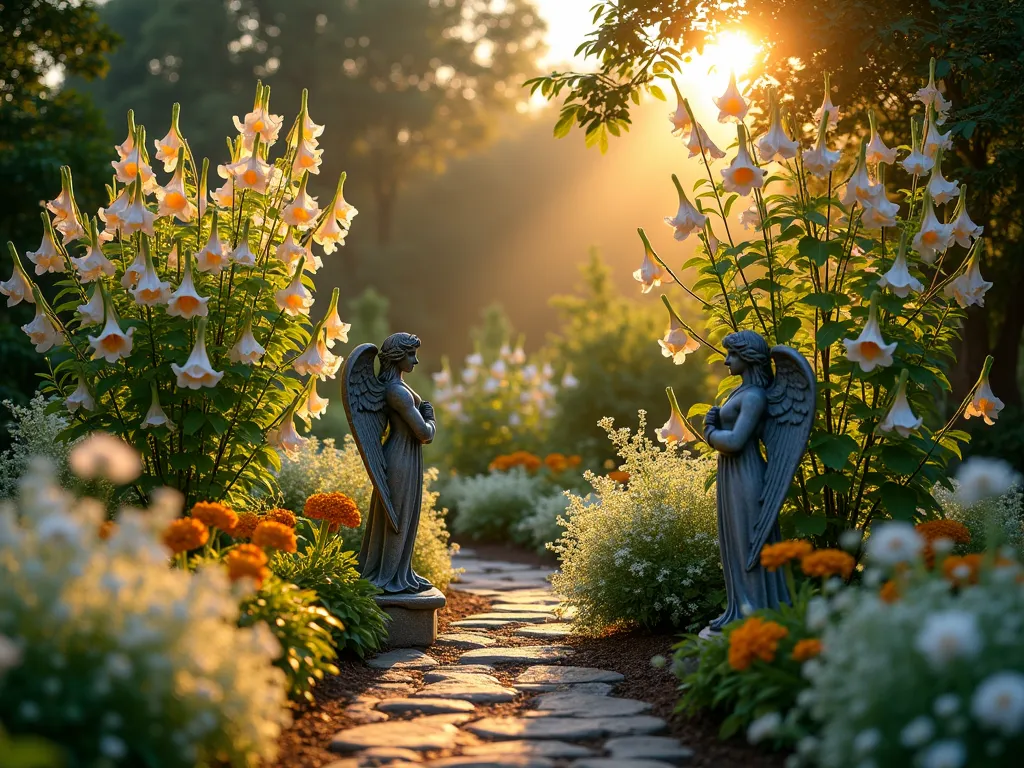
left=21, top=301, right=61, bottom=352
left=915, top=59, right=952, bottom=124
left=861, top=191, right=900, bottom=229
left=267, top=407, right=306, bottom=458
left=721, top=125, right=765, bottom=196
left=156, top=152, right=197, bottom=222
left=195, top=214, right=229, bottom=274
left=658, top=305, right=700, bottom=364
left=879, top=373, right=923, bottom=438
left=926, top=150, right=959, bottom=205
left=803, top=111, right=841, bottom=178
left=664, top=175, right=707, bottom=241
left=275, top=228, right=306, bottom=266
left=229, top=222, right=258, bottom=267
left=130, top=245, right=171, bottom=306
left=843, top=293, right=897, bottom=373
left=172, top=318, right=223, bottom=389
left=813, top=73, right=840, bottom=129
left=297, top=379, right=329, bottom=420
left=233, top=103, right=284, bottom=149
left=923, top=107, right=952, bottom=158
left=323, top=290, right=350, bottom=349
left=77, top=285, right=105, bottom=326
left=685, top=120, right=726, bottom=160
left=950, top=186, right=983, bottom=248
left=111, top=133, right=156, bottom=191
left=657, top=388, right=693, bottom=444
left=841, top=144, right=881, bottom=207
left=291, top=137, right=323, bottom=177
left=121, top=248, right=147, bottom=289
left=224, top=141, right=273, bottom=194
left=713, top=71, right=748, bottom=122
left=633, top=229, right=669, bottom=294
left=668, top=82, right=691, bottom=135
left=757, top=91, right=799, bottom=162
left=66, top=375, right=96, bottom=413
left=98, top=186, right=130, bottom=235
left=964, top=363, right=1004, bottom=426
left=1, top=247, right=35, bottom=307
left=166, top=252, right=209, bottom=319
left=945, top=247, right=992, bottom=309
left=26, top=216, right=65, bottom=275
left=46, top=169, right=78, bottom=223
left=912, top=193, right=954, bottom=264
left=228, top=314, right=266, bottom=365
left=878, top=238, right=924, bottom=298
left=71, top=224, right=116, bottom=283
left=866, top=110, right=898, bottom=165
left=312, top=173, right=356, bottom=254
left=153, top=104, right=184, bottom=172
left=293, top=333, right=341, bottom=379
left=281, top=172, right=320, bottom=229
left=166, top=240, right=180, bottom=270
left=88, top=294, right=134, bottom=364
left=142, top=384, right=175, bottom=430
left=120, top=181, right=156, bottom=237
left=275, top=266, right=314, bottom=316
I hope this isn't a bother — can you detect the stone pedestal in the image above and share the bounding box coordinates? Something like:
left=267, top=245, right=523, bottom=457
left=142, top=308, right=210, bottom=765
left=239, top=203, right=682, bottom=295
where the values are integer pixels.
left=375, top=587, right=447, bottom=647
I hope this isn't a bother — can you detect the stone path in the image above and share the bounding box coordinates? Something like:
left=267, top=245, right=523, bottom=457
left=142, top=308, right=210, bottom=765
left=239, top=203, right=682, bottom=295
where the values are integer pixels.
left=325, top=548, right=694, bottom=767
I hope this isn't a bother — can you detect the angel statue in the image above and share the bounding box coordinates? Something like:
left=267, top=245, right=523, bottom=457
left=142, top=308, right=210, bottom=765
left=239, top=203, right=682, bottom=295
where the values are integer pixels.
left=702, top=330, right=815, bottom=634
left=342, top=333, right=436, bottom=594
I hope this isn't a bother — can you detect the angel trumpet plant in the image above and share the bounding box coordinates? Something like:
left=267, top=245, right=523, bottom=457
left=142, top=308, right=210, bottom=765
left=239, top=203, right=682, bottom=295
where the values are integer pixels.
left=13, top=84, right=358, bottom=506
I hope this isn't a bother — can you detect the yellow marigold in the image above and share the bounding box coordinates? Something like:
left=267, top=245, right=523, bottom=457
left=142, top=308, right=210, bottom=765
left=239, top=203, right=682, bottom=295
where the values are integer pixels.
left=880, top=579, right=901, bottom=603
left=727, top=617, right=789, bottom=671
left=190, top=501, right=238, bottom=531
left=792, top=638, right=823, bottom=662
left=608, top=470, right=631, bottom=484
left=225, top=544, right=270, bottom=587
left=304, top=492, right=361, bottom=528
left=942, top=553, right=982, bottom=586
left=252, top=521, right=297, bottom=552
left=265, top=508, right=297, bottom=528
left=800, top=549, right=855, bottom=579
left=544, top=453, right=568, bottom=473
left=760, top=539, right=814, bottom=572
left=229, top=511, right=260, bottom=540
left=162, top=518, right=209, bottom=554
left=98, top=520, right=116, bottom=541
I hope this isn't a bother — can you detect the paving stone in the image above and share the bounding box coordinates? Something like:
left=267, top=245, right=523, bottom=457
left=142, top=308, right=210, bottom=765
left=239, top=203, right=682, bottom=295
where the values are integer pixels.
left=435, top=632, right=497, bottom=649
left=542, top=682, right=614, bottom=696
left=531, top=691, right=651, bottom=718
left=571, top=761, right=678, bottom=768
left=597, top=716, right=667, bottom=736
left=464, top=716, right=604, bottom=741
left=457, top=561, right=535, bottom=573
left=358, top=746, right=426, bottom=764
left=379, top=671, right=417, bottom=683
left=344, top=695, right=390, bottom=724
left=375, top=697, right=476, bottom=715
left=490, top=603, right=559, bottom=613
left=414, top=679, right=518, bottom=703
left=515, top=623, right=573, bottom=638
left=330, top=720, right=460, bottom=752
left=367, top=649, right=438, bottom=671
left=425, top=757, right=554, bottom=768
left=489, top=592, right=561, bottom=605
left=456, top=579, right=550, bottom=592
left=366, top=683, right=418, bottom=697
left=604, top=736, right=696, bottom=763
left=459, top=646, right=573, bottom=665
left=514, top=666, right=625, bottom=689
left=462, top=612, right=556, bottom=623
left=462, top=740, right=596, bottom=759
left=423, top=668, right=499, bottom=684
left=451, top=618, right=518, bottom=629
left=429, top=664, right=496, bottom=676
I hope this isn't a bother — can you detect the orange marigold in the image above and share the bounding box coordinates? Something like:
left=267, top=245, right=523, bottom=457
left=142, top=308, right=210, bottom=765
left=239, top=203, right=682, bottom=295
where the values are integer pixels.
left=252, top=521, right=297, bottom=552
left=727, top=617, right=789, bottom=671
left=760, top=539, right=814, bottom=571
left=225, top=544, right=270, bottom=587
left=916, top=519, right=972, bottom=545
left=98, top=520, right=116, bottom=541
left=942, top=553, right=983, bottom=586
left=880, top=579, right=901, bottom=603
left=162, top=518, right=209, bottom=554
left=265, top=508, right=298, bottom=528
left=190, top=501, right=238, bottom=531
left=608, top=470, right=631, bottom=484
left=229, top=511, right=260, bottom=540
left=491, top=450, right=543, bottom=472
left=792, top=638, right=823, bottom=662
left=800, top=549, right=855, bottom=579
left=544, top=453, right=569, bottom=473
left=304, top=492, right=361, bottom=528
left=567, top=455, right=582, bottom=468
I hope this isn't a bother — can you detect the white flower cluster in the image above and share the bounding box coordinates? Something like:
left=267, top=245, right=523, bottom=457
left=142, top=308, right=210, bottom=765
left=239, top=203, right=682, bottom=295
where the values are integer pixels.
left=791, top=525, right=1024, bottom=768
left=0, top=460, right=290, bottom=765
left=550, top=412, right=723, bottom=634
left=932, top=478, right=1024, bottom=554
left=0, top=395, right=75, bottom=498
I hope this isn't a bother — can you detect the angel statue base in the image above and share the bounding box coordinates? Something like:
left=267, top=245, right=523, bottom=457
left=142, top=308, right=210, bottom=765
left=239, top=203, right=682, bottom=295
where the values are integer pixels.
left=700, top=330, right=815, bottom=637
left=342, top=333, right=446, bottom=647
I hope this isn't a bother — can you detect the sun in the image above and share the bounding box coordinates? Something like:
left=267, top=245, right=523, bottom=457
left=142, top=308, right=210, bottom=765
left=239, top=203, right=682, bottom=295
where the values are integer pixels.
left=698, top=30, right=762, bottom=80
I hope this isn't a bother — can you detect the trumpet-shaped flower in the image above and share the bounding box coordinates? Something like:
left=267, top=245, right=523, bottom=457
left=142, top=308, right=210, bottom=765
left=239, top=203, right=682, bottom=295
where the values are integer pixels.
left=964, top=361, right=1004, bottom=425
left=166, top=251, right=209, bottom=319
left=224, top=142, right=273, bottom=194
left=114, top=112, right=136, bottom=159
left=756, top=91, right=799, bottom=162
left=739, top=205, right=760, bottom=230
left=950, top=186, right=983, bottom=248
left=297, top=379, right=329, bottom=420
left=282, top=173, right=320, bottom=229
left=668, top=82, right=691, bottom=135
left=1, top=246, right=36, bottom=307
left=98, top=186, right=130, bottom=236
left=926, top=150, right=959, bottom=205
left=88, top=294, right=134, bottom=364
left=292, top=137, right=323, bottom=177
left=915, top=59, right=952, bottom=123
left=879, top=373, right=922, bottom=437
left=275, top=266, right=314, bottom=316
left=172, top=318, right=224, bottom=389
left=657, top=388, right=693, bottom=444
left=323, top=289, right=350, bottom=349
left=685, top=120, right=726, bottom=160
left=71, top=224, right=116, bottom=283
left=211, top=177, right=235, bottom=209
left=121, top=248, right=147, bottom=289
left=153, top=104, right=184, bottom=172
left=633, top=229, right=669, bottom=294
left=901, top=147, right=934, bottom=177
left=843, top=293, right=897, bottom=373
left=803, top=112, right=841, bottom=178
left=228, top=314, right=266, bottom=365
left=54, top=208, right=87, bottom=245
left=230, top=222, right=258, bottom=267
left=923, top=108, right=952, bottom=158
left=21, top=300, right=61, bottom=353
left=166, top=240, right=180, bottom=270
left=46, top=168, right=78, bottom=223
left=26, top=215, right=65, bottom=275
left=945, top=247, right=992, bottom=309
left=841, top=144, right=881, bottom=208
left=658, top=303, right=700, bottom=364
left=66, top=375, right=96, bottom=413
left=130, top=243, right=171, bottom=306
left=721, top=125, right=765, bottom=196
left=120, top=181, right=156, bottom=237
left=878, top=237, right=924, bottom=298
left=813, top=73, right=840, bottom=129
left=111, top=130, right=156, bottom=191
left=865, top=110, right=898, bottom=165
left=275, top=228, right=306, bottom=266
left=142, top=384, right=175, bottom=430
left=312, top=173, right=356, bottom=254
left=77, top=285, right=105, bottom=326
left=267, top=407, right=306, bottom=458
left=861, top=191, right=900, bottom=229
left=664, top=174, right=707, bottom=241
left=713, top=71, right=748, bottom=122
left=195, top=214, right=229, bottom=274
left=233, top=103, right=284, bottom=149
left=913, top=193, right=954, bottom=264
left=156, top=152, right=197, bottom=223
left=293, top=332, right=341, bottom=379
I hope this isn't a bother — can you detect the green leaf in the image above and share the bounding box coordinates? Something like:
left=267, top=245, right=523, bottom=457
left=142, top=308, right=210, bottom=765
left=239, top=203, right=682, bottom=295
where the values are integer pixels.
left=775, top=316, right=801, bottom=344
left=798, top=237, right=829, bottom=267
left=183, top=410, right=205, bottom=436
left=879, top=482, right=919, bottom=520
left=791, top=513, right=828, bottom=536
left=810, top=433, right=859, bottom=470
left=207, top=413, right=230, bottom=435
left=816, top=320, right=854, bottom=350
left=881, top=445, right=920, bottom=475
left=800, top=293, right=839, bottom=311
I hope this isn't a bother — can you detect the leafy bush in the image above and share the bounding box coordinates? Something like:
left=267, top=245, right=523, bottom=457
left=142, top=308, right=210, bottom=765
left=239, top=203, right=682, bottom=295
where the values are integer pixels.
left=445, top=466, right=548, bottom=543
left=0, top=395, right=74, bottom=497
left=275, top=435, right=457, bottom=590
left=551, top=412, right=723, bottom=633
left=932, top=480, right=1023, bottom=554
left=516, top=490, right=573, bottom=553
left=0, top=459, right=290, bottom=767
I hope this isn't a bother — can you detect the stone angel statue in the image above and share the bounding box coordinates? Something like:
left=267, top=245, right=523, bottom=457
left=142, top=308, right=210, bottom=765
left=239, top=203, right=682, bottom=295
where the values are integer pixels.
left=702, top=330, right=815, bottom=632
left=342, top=332, right=436, bottom=594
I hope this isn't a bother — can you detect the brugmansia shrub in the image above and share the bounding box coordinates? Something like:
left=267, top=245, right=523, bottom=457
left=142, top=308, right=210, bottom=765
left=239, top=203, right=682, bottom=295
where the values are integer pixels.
left=630, top=62, right=998, bottom=545
left=551, top=412, right=723, bottom=633
left=1, top=85, right=355, bottom=506
left=0, top=459, right=290, bottom=766
left=274, top=435, right=457, bottom=590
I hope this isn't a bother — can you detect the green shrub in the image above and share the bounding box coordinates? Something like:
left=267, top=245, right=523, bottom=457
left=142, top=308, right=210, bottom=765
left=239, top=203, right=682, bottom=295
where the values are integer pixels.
left=445, top=466, right=548, bottom=543
left=0, top=395, right=74, bottom=498
left=932, top=480, right=1023, bottom=554
left=516, top=490, right=572, bottom=553
left=551, top=412, right=723, bottom=634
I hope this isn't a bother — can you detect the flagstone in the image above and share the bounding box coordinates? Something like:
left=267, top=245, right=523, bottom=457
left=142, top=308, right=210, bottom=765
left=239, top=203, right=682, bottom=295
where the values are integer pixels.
left=531, top=691, right=651, bottom=718
left=367, top=648, right=438, bottom=671
left=375, top=697, right=476, bottom=715
left=426, top=757, right=554, bottom=768
left=462, top=612, right=556, bottom=623
left=451, top=618, right=519, bottom=629
left=436, top=632, right=497, bottom=649
left=604, top=736, right=696, bottom=763
left=571, top=761, right=679, bottom=768
left=413, top=679, right=518, bottom=703
left=514, top=666, right=625, bottom=689
left=515, top=623, right=573, bottom=638
left=459, top=646, right=573, bottom=665
left=461, top=740, right=596, bottom=758
left=330, top=720, right=460, bottom=752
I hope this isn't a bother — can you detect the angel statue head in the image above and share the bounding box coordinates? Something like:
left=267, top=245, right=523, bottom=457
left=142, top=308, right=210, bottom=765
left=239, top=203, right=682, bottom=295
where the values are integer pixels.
left=722, top=330, right=773, bottom=388
left=378, top=332, right=422, bottom=380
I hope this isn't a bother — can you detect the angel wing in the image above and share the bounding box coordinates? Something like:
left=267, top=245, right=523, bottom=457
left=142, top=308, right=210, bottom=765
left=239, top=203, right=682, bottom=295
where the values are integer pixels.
left=746, top=345, right=816, bottom=570
left=341, top=343, right=400, bottom=533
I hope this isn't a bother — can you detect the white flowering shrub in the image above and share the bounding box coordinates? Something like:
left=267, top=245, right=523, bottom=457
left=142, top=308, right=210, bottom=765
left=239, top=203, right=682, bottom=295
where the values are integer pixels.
left=551, top=412, right=723, bottom=633
left=932, top=480, right=1024, bottom=554
left=3, top=85, right=356, bottom=508
left=275, top=435, right=457, bottom=590
left=0, top=460, right=290, bottom=766
left=0, top=396, right=75, bottom=497
left=445, top=465, right=549, bottom=543
left=796, top=534, right=1024, bottom=767
left=516, top=490, right=573, bottom=552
